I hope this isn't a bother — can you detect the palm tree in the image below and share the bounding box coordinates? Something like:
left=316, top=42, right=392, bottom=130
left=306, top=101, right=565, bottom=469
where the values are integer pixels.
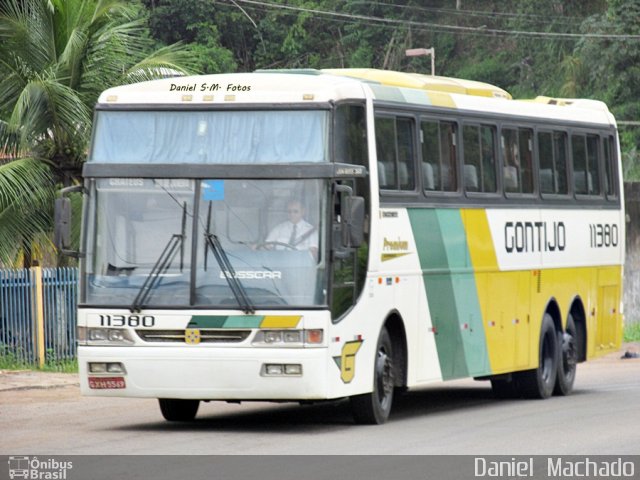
left=0, top=0, right=194, bottom=267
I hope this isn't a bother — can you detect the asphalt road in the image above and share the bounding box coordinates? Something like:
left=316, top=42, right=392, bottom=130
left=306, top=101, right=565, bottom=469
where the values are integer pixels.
left=1, top=345, right=639, bottom=456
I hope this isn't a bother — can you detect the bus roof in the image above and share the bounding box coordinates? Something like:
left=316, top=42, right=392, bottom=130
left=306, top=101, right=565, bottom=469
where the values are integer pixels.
left=321, top=68, right=512, bottom=99
left=97, top=69, right=615, bottom=127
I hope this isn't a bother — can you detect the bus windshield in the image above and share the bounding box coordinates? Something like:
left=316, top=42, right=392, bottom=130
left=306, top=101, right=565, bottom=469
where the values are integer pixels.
left=84, top=178, right=328, bottom=309
left=90, top=110, right=329, bottom=164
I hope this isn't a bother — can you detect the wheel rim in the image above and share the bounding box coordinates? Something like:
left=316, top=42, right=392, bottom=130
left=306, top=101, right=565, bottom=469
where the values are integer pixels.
left=561, top=331, right=577, bottom=377
left=375, top=347, right=394, bottom=410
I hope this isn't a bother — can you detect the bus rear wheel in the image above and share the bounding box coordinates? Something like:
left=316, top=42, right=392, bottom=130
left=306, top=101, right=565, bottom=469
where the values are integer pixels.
left=554, top=314, right=577, bottom=396
left=159, top=399, right=200, bottom=421
left=516, top=313, right=558, bottom=399
left=350, top=327, right=395, bottom=424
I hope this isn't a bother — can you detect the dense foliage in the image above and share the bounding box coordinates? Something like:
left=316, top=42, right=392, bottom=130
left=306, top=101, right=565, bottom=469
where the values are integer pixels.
left=0, top=0, right=194, bottom=266
left=2, top=0, right=640, bottom=266
left=143, top=0, right=640, bottom=173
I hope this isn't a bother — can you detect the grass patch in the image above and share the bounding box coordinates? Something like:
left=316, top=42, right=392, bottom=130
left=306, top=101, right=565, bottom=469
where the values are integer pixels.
left=1, top=345, right=78, bottom=372
left=624, top=322, right=640, bottom=342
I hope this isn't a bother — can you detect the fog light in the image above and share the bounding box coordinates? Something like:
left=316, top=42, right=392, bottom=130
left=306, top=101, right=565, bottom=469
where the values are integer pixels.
left=284, top=364, right=302, bottom=375
left=265, top=364, right=284, bottom=375
left=106, top=362, right=126, bottom=374
left=89, top=362, right=107, bottom=373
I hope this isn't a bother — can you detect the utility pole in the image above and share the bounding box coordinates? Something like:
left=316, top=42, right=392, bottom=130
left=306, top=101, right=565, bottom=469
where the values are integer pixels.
left=406, top=47, right=435, bottom=76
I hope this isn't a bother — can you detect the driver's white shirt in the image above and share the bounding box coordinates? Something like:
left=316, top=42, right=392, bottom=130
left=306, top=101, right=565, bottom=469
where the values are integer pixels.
left=265, top=219, right=317, bottom=250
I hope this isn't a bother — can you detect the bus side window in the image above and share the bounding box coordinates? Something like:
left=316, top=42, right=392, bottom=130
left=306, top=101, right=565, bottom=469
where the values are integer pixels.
left=481, top=125, right=497, bottom=193
left=538, top=131, right=569, bottom=195
left=375, top=117, right=396, bottom=189
left=335, top=104, right=368, bottom=166
left=554, top=132, right=569, bottom=194
left=440, top=122, right=458, bottom=191
left=538, top=132, right=554, bottom=194
left=572, top=134, right=587, bottom=194
left=587, top=134, right=601, bottom=195
left=603, top=135, right=617, bottom=198
left=421, top=120, right=439, bottom=191
left=502, top=127, right=533, bottom=194
left=572, top=133, right=601, bottom=196
left=502, top=128, right=519, bottom=193
left=463, top=124, right=497, bottom=193
left=518, top=128, right=534, bottom=194
left=375, top=116, right=415, bottom=191
left=463, top=125, right=480, bottom=192
left=397, top=117, right=415, bottom=190
left=422, top=119, right=458, bottom=193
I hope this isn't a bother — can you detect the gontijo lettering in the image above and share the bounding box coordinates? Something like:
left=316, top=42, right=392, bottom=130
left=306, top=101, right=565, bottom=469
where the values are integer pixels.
left=504, top=221, right=566, bottom=253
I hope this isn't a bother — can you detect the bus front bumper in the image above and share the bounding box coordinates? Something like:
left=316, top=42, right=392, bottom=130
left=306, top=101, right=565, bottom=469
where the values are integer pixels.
left=78, top=346, right=330, bottom=400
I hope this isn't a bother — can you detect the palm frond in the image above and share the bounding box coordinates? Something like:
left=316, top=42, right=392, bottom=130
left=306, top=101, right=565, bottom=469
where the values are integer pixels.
left=123, top=43, right=198, bottom=83
left=0, top=157, right=56, bottom=265
left=9, top=76, right=91, bottom=151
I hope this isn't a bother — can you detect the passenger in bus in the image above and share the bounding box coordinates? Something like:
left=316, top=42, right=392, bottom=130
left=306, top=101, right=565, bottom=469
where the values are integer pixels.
left=265, top=199, right=318, bottom=257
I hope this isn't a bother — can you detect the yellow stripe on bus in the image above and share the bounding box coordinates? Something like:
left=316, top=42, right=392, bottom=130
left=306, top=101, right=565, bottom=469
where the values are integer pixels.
left=260, top=315, right=302, bottom=328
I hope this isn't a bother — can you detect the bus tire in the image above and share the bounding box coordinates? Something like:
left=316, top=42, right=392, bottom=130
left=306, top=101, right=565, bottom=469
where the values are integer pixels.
left=350, top=327, right=394, bottom=424
left=516, top=313, right=558, bottom=399
left=554, top=313, right=577, bottom=396
left=159, top=399, right=200, bottom=421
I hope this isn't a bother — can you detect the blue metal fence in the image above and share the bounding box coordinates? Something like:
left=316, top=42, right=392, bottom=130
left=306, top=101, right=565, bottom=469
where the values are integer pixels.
left=42, top=268, right=78, bottom=363
left=0, top=267, right=78, bottom=368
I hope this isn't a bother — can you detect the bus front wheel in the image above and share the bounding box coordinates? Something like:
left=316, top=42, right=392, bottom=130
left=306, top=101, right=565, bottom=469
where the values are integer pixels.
left=159, top=399, right=200, bottom=422
left=350, top=327, right=395, bottom=425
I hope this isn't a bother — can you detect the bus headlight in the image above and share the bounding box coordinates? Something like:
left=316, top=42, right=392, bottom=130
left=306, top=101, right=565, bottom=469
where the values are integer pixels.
left=77, top=327, right=135, bottom=346
left=252, top=329, right=323, bottom=347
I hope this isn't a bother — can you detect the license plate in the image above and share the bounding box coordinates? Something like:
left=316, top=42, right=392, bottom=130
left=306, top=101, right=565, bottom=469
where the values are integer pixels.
left=88, top=376, right=126, bottom=389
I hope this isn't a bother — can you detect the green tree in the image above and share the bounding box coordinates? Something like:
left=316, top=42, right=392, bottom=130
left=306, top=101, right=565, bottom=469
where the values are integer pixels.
left=0, top=0, right=194, bottom=267
left=143, top=0, right=236, bottom=73
left=574, top=0, right=640, bottom=179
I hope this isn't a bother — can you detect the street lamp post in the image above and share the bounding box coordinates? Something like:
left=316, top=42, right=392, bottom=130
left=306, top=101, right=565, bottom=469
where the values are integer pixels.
left=406, top=47, right=435, bottom=76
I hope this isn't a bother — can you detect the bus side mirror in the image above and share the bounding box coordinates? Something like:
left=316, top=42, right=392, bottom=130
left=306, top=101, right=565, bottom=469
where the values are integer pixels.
left=55, top=185, right=84, bottom=258
left=54, top=197, right=72, bottom=250
left=342, top=195, right=365, bottom=248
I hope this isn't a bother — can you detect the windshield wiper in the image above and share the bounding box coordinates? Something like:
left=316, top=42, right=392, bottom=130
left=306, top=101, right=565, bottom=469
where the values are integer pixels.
left=204, top=202, right=255, bottom=314
left=130, top=202, right=187, bottom=313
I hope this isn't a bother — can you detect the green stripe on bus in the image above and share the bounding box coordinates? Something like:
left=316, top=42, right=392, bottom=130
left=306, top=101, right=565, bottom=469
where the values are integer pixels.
left=408, top=209, right=490, bottom=379
left=188, top=315, right=264, bottom=328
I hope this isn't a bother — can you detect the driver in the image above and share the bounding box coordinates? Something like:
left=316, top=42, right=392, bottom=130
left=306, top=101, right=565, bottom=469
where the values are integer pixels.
left=265, top=199, right=317, bottom=256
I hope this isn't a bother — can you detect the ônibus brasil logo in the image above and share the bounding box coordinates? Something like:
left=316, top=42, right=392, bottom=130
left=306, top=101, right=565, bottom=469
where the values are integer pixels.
left=8, top=456, right=73, bottom=480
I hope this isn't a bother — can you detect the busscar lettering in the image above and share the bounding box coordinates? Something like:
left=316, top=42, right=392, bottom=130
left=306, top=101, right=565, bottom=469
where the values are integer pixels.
left=504, top=221, right=566, bottom=253
left=219, top=270, right=282, bottom=280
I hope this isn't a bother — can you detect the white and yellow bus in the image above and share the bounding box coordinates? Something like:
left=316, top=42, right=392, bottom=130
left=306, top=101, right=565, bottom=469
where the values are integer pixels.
left=60, top=68, right=624, bottom=424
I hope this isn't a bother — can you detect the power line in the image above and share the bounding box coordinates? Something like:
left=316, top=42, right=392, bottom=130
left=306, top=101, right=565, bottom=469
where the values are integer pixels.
left=344, top=1, right=589, bottom=26
left=229, top=0, right=640, bottom=41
